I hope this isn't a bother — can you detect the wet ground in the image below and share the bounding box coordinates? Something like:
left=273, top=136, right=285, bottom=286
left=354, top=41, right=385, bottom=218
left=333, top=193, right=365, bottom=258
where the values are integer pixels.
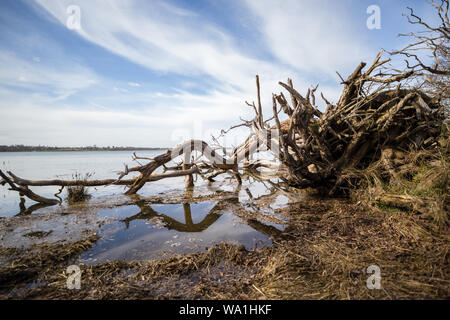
left=0, top=174, right=448, bottom=300
left=0, top=174, right=294, bottom=265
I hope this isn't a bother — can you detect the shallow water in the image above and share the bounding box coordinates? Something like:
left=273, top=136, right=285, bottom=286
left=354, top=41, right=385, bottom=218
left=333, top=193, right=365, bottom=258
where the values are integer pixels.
left=0, top=150, right=174, bottom=217
left=78, top=201, right=274, bottom=264
left=0, top=151, right=290, bottom=263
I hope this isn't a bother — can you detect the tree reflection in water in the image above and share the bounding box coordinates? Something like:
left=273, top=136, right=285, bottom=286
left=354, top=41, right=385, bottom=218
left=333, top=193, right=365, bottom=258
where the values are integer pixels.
left=122, top=185, right=283, bottom=239
left=14, top=181, right=285, bottom=239
left=123, top=201, right=222, bottom=233
left=16, top=197, right=53, bottom=216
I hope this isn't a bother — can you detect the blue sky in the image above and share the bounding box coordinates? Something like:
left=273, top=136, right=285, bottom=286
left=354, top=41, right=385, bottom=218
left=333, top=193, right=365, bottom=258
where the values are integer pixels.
left=0, top=0, right=440, bottom=147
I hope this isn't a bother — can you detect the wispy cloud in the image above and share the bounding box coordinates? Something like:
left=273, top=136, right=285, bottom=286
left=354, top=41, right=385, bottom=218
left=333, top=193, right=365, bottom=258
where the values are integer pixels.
left=243, top=0, right=374, bottom=78
left=34, top=0, right=296, bottom=94
left=31, top=0, right=355, bottom=112
left=1, top=0, right=432, bottom=147
left=127, top=82, right=141, bottom=87
left=0, top=49, right=98, bottom=98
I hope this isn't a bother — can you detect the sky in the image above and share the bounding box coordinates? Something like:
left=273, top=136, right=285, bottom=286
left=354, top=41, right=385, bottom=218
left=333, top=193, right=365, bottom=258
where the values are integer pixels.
left=0, top=0, right=441, bottom=148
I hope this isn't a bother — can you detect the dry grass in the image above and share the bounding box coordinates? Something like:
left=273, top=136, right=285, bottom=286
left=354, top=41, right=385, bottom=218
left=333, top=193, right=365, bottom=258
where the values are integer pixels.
left=347, top=127, right=449, bottom=229
left=1, top=144, right=449, bottom=299
left=0, top=235, right=99, bottom=294
left=0, top=196, right=447, bottom=300
left=252, top=200, right=449, bottom=299
left=0, top=242, right=256, bottom=300
left=66, top=172, right=93, bottom=204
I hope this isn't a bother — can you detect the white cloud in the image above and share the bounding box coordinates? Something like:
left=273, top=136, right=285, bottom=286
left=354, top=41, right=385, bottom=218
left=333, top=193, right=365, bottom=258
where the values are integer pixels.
left=0, top=49, right=98, bottom=98
left=33, top=0, right=297, bottom=93
left=127, top=82, right=141, bottom=87
left=32, top=0, right=363, bottom=97
left=1, top=0, right=374, bottom=147
left=243, top=0, right=374, bottom=78
left=0, top=82, right=253, bottom=147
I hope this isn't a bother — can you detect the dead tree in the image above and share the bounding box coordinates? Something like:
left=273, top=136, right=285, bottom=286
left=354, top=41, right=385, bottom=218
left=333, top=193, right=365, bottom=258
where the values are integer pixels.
left=0, top=137, right=267, bottom=204
left=261, top=53, right=444, bottom=194
left=1, top=52, right=445, bottom=203
left=390, top=0, right=449, bottom=102
left=1, top=2, right=447, bottom=204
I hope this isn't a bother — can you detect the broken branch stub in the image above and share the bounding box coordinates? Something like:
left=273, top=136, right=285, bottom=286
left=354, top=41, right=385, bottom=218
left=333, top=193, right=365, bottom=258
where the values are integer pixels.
left=3, top=138, right=264, bottom=204
left=2, top=48, right=446, bottom=204
left=255, top=52, right=445, bottom=194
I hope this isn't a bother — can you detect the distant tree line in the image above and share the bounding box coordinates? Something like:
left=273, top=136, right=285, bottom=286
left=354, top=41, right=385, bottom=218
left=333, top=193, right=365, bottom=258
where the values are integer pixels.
left=0, top=145, right=167, bottom=152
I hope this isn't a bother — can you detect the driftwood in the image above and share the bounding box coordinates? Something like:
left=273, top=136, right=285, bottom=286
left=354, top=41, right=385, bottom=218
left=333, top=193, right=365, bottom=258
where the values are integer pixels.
left=2, top=167, right=200, bottom=187
left=375, top=193, right=434, bottom=215
left=1, top=56, right=445, bottom=205
left=2, top=3, right=448, bottom=208
left=246, top=51, right=445, bottom=195
left=0, top=137, right=266, bottom=204
left=0, top=170, right=59, bottom=205
left=2, top=51, right=446, bottom=204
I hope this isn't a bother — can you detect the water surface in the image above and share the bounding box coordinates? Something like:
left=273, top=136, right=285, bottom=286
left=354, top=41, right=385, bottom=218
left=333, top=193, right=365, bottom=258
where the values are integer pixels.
left=0, top=151, right=288, bottom=263
left=78, top=201, right=275, bottom=264
left=0, top=150, right=174, bottom=217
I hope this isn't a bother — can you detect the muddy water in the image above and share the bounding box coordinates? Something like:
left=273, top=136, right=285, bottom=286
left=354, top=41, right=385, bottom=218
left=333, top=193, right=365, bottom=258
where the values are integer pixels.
left=78, top=201, right=274, bottom=264
left=74, top=177, right=292, bottom=263
left=0, top=151, right=293, bottom=263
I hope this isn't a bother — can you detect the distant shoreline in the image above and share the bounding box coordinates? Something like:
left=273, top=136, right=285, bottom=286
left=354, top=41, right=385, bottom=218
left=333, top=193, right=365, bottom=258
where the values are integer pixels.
left=0, top=146, right=168, bottom=152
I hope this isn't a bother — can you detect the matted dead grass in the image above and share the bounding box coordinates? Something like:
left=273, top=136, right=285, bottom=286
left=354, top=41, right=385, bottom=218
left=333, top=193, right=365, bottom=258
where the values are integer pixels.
left=252, top=200, right=449, bottom=299
left=0, top=196, right=447, bottom=300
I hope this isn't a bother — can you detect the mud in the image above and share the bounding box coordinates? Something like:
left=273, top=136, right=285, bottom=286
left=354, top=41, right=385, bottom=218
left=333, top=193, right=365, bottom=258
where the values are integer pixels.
left=0, top=177, right=448, bottom=299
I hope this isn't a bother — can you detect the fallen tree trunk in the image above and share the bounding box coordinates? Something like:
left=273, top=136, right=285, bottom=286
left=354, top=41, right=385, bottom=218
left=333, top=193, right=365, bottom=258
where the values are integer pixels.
left=248, top=52, right=446, bottom=195
left=1, top=137, right=272, bottom=204
left=375, top=193, right=436, bottom=215
left=1, top=51, right=446, bottom=205
left=0, top=170, right=59, bottom=205
left=124, top=139, right=239, bottom=194
left=2, top=166, right=200, bottom=187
